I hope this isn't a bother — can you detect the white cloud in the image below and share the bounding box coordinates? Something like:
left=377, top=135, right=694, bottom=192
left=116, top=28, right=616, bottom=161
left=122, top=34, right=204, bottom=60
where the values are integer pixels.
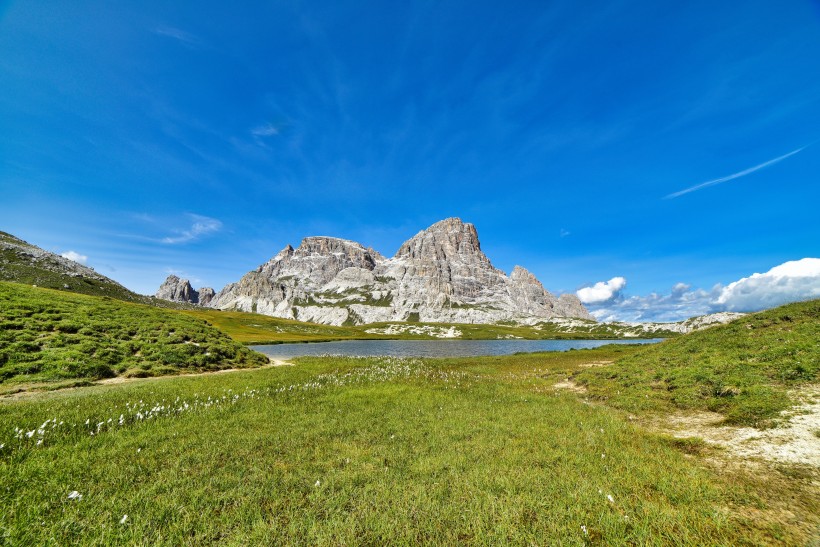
left=60, top=251, right=88, bottom=265
left=251, top=123, right=280, bottom=138
left=664, top=146, right=806, bottom=199
left=162, top=214, right=223, bottom=244
left=716, top=258, right=820, bottom=311
left=153, top=25, right=203, bottom=49
left=587, top=285, right=718, bottom=323
left=576, top=277, right=626, bottom=304
left=583, top=258, right=820, bottom=322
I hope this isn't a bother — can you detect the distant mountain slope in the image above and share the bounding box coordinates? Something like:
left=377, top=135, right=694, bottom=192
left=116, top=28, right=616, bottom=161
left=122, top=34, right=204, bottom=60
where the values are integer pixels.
left=0, top=231, right=145, bottom=302
left=172, top=218, right=593, bottom=326
left=0, top=282, right=268, bottom=388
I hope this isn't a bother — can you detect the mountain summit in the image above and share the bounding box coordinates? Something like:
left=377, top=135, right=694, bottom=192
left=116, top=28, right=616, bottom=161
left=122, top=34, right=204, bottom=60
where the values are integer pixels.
left=159, top=218, right=592, bottom=325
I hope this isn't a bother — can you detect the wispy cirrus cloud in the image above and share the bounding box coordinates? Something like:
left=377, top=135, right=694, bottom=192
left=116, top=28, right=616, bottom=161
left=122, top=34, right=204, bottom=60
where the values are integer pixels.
left=153, top=25, right=204, bottom=49
left=162, top=214, right=223, bottom=244
left=251, top=123, right=281, bottom=138
left=664, top=146, right=807, bottom=199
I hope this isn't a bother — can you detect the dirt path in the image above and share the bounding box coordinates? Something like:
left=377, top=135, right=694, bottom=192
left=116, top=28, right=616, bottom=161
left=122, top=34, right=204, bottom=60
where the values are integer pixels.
left=0, top=358, right=292, bottom=401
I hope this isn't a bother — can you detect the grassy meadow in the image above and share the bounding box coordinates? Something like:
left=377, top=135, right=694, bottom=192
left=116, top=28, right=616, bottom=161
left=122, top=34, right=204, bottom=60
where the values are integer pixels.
left=577, top=299, right=819, bottom=427
left=3, top=347, right=816, bottom=545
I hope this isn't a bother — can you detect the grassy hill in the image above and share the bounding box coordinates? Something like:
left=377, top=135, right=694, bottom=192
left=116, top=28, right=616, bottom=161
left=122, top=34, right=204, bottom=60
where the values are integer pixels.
left=0, top=282, right=268, bottom=391
left=0, top=231, right=150, bottom=303
left=577, top=298, right=820, bottom=427
left=1, top=345, right=815, bottom=543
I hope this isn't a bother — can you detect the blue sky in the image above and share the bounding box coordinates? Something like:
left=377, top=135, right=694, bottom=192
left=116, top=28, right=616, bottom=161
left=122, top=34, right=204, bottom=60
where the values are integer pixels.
left=1, top=1, right=819, bottom=321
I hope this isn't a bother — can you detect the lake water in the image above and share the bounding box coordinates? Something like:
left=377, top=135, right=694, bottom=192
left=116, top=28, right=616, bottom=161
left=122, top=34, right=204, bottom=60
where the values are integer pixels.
left=251, top=338, right=664, bottom=359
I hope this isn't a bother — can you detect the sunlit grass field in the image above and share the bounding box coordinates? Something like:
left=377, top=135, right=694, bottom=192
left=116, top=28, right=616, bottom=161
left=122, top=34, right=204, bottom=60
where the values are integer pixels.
left=577, top=299, right=819, bottom=427
left=183, top=307, right=675, bottom=345
left=0, top=282, right=267, bottom=392
left=1, top=346, right=814, bottom=544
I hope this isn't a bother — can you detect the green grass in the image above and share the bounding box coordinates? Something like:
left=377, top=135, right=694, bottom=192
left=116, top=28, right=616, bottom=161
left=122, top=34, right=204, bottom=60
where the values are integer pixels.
left=0, top=282, right=267, bottom=387
left=1, top=348, right=806, bottom=544
left=183, top=308, right=673, bottom=346
left=577, top=299, right=820, bottom=427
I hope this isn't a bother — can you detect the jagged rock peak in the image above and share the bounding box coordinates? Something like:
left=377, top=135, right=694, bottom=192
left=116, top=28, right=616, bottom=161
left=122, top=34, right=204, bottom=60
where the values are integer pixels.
left=198, top=287, right=216, bottom=306
left=510, top=265, right=542, bottom=286
left=394, top=217, right=488, bottom=264
left=155, top=275, right=199, bottom=304
left=204, top=218, right=595, bottom=325
left=296, top=236, right=384, bottom=263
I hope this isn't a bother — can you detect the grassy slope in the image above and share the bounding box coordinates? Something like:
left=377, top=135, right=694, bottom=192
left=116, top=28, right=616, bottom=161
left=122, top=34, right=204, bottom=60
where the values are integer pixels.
left=1, top=347, right=810, bottom=544
left=0, top=282, right=267, bottom=389
left=577, top=298, right=820, bottom=427
left=0, top=231, right=148, bottom=304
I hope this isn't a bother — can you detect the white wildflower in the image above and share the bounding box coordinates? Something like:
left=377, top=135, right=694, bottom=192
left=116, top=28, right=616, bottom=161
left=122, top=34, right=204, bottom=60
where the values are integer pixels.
left=120, top=514, right=128, bottom=524
left=607, top=494, right=615, bottom=503
left=315, top=480, right=321, bottom=487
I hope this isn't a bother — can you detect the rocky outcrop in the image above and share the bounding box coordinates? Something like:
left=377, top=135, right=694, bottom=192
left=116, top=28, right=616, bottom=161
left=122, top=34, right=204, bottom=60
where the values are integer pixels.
left=154, top=275, right=215, bottom=306
left=205, top=218, right=594, bottom=325
left=198, top=287, right=215, bottom=306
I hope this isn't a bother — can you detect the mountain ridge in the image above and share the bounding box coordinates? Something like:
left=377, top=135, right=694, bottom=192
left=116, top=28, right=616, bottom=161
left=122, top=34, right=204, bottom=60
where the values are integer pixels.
left=165, top=218, right=594, bottom=326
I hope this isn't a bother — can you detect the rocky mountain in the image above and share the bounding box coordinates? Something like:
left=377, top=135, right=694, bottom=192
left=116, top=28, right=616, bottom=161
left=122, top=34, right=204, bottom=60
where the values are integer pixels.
left=198, top=218, right=592, bottom=326
left=155, top=275, right=215, bottom=305
left=0, top=230, right=145, bottom=302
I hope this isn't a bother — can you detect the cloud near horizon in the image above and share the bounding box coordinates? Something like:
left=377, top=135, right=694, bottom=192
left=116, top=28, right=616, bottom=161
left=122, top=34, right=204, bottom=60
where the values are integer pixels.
left=581, top=258, right=820, bottom=322
left=716, top=258, right=820, bottom=311
left=162, top=214, right=223, bottom=244
left=576, top=277, right=626, bottom=304
left=60, top=250, right=88, bottom=265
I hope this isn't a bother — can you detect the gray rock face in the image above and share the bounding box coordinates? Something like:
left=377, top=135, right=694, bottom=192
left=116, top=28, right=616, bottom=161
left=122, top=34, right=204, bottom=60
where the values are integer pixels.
left=207, top=218, right=594, bottom=325
left=198, top=287, right=215, bottom=307
left=155, top=275, right=200, bottom=304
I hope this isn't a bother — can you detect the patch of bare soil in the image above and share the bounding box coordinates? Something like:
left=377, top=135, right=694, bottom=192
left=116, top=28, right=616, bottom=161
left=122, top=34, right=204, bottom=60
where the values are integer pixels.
left=577, top=360, right=613, bottom=368
left=552, top=361, right=612, bottom=393
left=552, top=380, right=587, bottom=393
left=654, top=386, right=820, bottom=467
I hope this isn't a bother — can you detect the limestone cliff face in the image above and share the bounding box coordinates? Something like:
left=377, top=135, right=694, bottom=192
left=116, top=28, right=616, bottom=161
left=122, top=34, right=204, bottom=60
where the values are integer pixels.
left=198, top=287, right=216, bottom=306
left=204, top=218, right=594, bottom=325
left=155, top=275, right=215, bottom=306
left=210, top=237, right=384, bottom=318
left=155, top=275, right=199, bottom=303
